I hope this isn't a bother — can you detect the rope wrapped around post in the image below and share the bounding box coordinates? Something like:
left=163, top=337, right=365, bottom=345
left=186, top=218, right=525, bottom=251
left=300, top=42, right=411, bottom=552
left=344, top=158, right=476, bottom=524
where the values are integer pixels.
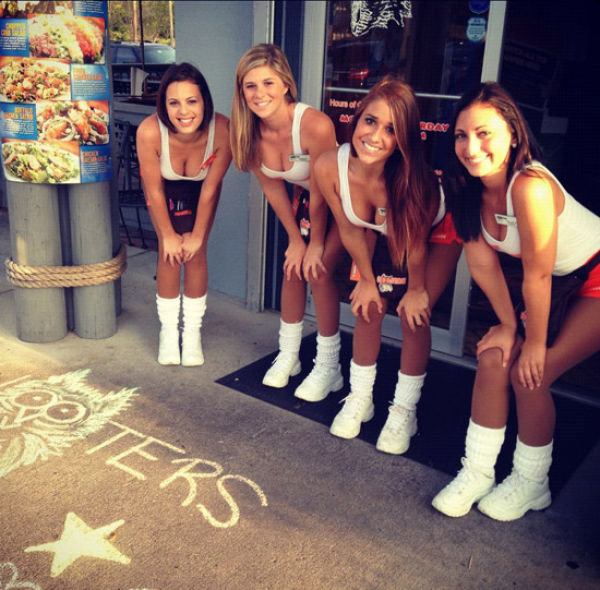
left=4, top=244, right=127, bottom=288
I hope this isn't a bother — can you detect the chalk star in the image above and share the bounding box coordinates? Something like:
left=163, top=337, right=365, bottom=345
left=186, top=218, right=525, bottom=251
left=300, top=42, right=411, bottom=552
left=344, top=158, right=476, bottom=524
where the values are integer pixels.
left=25, top=512, right=130, bottom=577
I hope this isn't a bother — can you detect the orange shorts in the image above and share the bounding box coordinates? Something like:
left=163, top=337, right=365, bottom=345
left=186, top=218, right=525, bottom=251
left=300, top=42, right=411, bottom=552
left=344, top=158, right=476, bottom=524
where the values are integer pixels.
left=429, top=212, right=462, bottom=244
left=577, top=255, right=600, bottom=298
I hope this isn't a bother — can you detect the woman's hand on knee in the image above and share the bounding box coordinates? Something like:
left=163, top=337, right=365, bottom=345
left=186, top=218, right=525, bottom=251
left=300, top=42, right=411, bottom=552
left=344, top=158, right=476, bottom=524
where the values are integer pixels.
left=161, top=233, right=184, bottom=266
left=396, top=288, right=430, bottom=332
left=181, top=232, right=204, bottom=263
left=284, top=239, right=306, bottom=281
left=477, top=323, right=518, bottom=368
left=302, top=242, right=326, bottom=281
left=516, top=340, right=546, bottom=390
left=350, top=280, right=382, bottom=322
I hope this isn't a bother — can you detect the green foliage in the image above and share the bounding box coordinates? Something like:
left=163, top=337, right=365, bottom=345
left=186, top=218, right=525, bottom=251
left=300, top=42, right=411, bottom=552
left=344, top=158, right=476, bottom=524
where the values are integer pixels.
left=108, top=0, right=174, bottom=45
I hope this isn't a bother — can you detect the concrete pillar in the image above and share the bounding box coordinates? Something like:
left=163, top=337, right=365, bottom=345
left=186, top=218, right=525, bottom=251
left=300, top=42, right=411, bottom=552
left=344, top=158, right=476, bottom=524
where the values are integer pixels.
left=69, top=181, right=116, bottom=338
left=6, top=182, right=68, bottom=342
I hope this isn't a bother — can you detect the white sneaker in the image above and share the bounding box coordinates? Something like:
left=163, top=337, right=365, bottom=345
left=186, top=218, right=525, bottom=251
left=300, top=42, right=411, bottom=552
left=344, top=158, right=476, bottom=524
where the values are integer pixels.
left=477, top=470, right=551, bottom=521
left=294, top=363, right=343, bottom=402
left=432, top=458, right=494, bottom=517
left=158, top=328, right=180, bottom=365
left=329, top=393, right=374, bottom=439
left=262, top=353, right=301, bottom=388
left=375, top=404, right=417, bottom=455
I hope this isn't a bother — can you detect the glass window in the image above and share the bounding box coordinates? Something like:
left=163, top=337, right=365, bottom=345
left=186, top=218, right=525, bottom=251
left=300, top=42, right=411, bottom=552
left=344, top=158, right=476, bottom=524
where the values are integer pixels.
left=323, top=0, right=488, bottom=146
left=116, top=46, right=139, bottom=63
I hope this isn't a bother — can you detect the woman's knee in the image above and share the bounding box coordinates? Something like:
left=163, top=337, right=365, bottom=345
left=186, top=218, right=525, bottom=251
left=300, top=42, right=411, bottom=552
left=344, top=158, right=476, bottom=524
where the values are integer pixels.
left=308, top=270, right=334, bottom=292
left=399, top=310, right=430, bottom=336
left=365, top=302, right=386, bottom=327
left=477, top=347, right=507, bottom=373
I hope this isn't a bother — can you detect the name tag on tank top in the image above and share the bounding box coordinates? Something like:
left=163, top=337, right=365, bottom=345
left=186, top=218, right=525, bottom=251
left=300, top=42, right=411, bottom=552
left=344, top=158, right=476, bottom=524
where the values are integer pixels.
left=494, top=213, right=517, bottom=226
left=289, top=154, right=310, bottom=162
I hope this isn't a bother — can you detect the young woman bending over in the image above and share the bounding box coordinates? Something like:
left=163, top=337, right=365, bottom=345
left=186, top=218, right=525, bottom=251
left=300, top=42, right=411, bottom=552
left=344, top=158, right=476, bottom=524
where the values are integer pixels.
left=137, top=63, right=231, bottom=365
left=315, top=78, right=461, bottom=451
left=432, top=82, right=600, bottom=521
left=231, top=44, right=345, bottom=402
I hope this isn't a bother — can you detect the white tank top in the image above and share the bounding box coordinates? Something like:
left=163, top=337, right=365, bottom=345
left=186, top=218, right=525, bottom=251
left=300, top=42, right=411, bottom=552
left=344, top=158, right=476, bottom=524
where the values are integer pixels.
left=481, top=161, right=600, bottom=275
left=337, top=143, right=445, bottom=236
left=158, top=115, right=216, bottom=181
left=260, top=102, right=311, bottom=191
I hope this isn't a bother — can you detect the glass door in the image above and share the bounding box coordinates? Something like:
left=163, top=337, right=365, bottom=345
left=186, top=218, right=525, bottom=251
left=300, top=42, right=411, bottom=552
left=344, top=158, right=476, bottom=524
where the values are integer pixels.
left=303, top=0, right=507, bottom=357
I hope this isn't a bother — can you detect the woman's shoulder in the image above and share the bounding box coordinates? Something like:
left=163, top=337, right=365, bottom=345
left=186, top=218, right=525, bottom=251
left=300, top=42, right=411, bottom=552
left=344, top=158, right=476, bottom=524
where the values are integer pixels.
left=213, top=112, right=230, bottom=137
left=214, top=111, right=229, bottom=126
left=300, top=105, right=335, bottom=141
left=314, top=145, right=339, bottom=175
left=511, top=164, right=557, bottom=207
left=136, top=113, right=160, bottom=142
left=135, top=114, right=160, bottom=147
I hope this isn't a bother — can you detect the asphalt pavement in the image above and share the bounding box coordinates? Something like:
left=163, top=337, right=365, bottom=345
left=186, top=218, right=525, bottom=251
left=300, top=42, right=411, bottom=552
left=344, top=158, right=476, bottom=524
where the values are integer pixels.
left=1, top=208, right=599, bottom=590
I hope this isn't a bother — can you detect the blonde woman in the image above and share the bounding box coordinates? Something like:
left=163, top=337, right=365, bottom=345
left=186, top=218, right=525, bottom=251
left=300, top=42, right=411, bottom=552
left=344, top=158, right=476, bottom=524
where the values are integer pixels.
left=137, top=63, right=232, bottom=365
left=231, top=44, right=344, bottom=401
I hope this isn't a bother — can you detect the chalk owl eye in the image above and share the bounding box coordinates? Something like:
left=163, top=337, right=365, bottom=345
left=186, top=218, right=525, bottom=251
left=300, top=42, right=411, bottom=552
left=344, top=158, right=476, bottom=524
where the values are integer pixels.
left=1, top=370, right=137, bottom=479
left=9, top=387, right=89, bottom=426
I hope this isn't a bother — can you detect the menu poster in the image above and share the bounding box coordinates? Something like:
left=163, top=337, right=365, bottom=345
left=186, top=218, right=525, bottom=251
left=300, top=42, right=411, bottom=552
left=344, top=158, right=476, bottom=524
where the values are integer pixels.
left=0, top=0, right=111, bottom=184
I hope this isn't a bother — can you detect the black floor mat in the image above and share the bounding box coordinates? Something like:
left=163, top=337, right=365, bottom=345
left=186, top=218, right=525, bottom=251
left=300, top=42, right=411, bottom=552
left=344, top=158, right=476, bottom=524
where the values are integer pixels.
left=216, top=331, right=600, bottom=495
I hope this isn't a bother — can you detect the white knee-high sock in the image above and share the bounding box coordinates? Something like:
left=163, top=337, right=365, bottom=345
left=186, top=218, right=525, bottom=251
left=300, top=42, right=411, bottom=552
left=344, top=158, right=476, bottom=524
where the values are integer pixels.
left=392, top=371, right=426, bottom=411
left=513, top=437, right=553, bottom=483
left=181, top=294, right=207, bottom=366
left=464, top=419, right=506, bottom=477
left=349, top=360, right=377, bottom=400
left=278, top=319, right=303, bottom=357
left=314, top=332, right=341, bottom=370
left=156, top=294, right=181, bottom=365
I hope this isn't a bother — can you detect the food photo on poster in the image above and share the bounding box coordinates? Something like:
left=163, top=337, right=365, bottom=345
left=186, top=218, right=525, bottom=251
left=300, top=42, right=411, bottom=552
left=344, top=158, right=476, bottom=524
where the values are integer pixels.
left=36, top=100, right=109, bottom=144
left=2, top=138, right=81, bottom=183
left=0, top=57, right=71, bottom=102
left=0, top=0, right=111, bottom=184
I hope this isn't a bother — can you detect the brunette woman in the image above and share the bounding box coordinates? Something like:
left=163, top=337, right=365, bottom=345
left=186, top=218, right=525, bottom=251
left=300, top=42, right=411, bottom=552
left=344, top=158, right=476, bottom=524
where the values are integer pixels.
left=432, top=82, right=600, bottom=521
left=137, top=63, right=232, bottom=365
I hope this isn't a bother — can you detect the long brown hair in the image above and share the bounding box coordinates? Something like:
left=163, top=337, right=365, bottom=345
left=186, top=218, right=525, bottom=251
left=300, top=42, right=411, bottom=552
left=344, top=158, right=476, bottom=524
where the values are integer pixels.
left=230, top=44, right=297, bottom=171
left=351, top=78, right=437, bottom=266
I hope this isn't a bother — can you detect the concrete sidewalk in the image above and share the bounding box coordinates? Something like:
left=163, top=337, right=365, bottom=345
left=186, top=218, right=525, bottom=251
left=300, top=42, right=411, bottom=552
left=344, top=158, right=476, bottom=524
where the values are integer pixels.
left=1, top=209, right=599, bottom=589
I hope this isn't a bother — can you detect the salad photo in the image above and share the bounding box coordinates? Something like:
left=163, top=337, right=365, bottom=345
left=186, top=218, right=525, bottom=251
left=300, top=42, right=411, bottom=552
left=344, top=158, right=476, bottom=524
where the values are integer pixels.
left=2, top=140, right=80, bottom=183
left=37, top=100, right=109, bottom=145
left=0, top=58, right=70, bottom=102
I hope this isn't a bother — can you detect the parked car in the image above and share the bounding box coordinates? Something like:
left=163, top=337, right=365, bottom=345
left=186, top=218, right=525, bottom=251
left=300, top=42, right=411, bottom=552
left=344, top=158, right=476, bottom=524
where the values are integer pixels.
left=326, top=39, right=389, bottom=88
left=110, top=41, right=175, bottom=96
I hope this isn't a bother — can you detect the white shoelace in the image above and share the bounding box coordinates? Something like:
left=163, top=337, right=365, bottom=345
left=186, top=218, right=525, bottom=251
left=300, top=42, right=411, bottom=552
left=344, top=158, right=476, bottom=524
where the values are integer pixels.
left=383, top=404, right=413, bottom=433
left=492, top=471, right=539, bottom=501
left=305, top=360, right=338, bottom=385
left=444, top=458, right=489, bottom=493
left=337, top=393, right=370, bottom=418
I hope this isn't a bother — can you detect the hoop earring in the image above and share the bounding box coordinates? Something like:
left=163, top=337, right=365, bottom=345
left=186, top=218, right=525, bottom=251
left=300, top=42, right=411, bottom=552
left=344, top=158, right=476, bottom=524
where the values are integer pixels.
left=511, top=142, right=517, bottom=149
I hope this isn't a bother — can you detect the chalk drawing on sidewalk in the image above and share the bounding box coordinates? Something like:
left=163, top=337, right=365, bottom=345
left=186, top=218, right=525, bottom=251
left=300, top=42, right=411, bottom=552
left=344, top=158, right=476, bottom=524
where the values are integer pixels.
left=0, top=561, right=41, bottom=590
left=24, top=512, right=130, bottom=578
left=351, top=0, right=412, bottom=36
left=0, top=370, right=137, bottom=478
left=161, top=459, right=269, bottom=528
left=87, top=421, right=269, bottom=529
